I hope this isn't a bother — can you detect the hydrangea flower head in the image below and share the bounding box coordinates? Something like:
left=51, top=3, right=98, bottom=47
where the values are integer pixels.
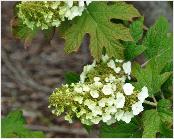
left=49, top=55, right=149, bottom=125
left=17, top=1, right=92, bottom=30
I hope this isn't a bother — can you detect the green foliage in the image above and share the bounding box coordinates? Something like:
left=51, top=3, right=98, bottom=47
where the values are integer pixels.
left=64, top=71, right=80, bottom=84
left=1, top=110, right=45, bottom=138
left=11, top=18, right=37, bottom=48
left=130, top=17, right=144, bottom=42
left=132, top=17, right=172, bottom=96
left=142, top=109, right=161, bottom=137
left=142, top=99, right=173, bottom=137
left=60, top=2, right=140, bottom=61
left=159, top=122, right=173, bottom=138
left=157, top=99, right=172, bottom=124
left=10, top=1, right=173, bottom=138
left=132, top=62, right=171, bottom=96
left=143, top=16, right=172, bottom=59
left=100, top=118, right=142, bottom=137
left=124, top=17, right=146, bottom=60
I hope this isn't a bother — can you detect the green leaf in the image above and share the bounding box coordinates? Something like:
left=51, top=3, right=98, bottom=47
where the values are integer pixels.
left=60, top=2, right=140, bottom=61
left=142, top=110, right=161, bottom=138
left=159, top=122, right=173, bottom=138
left=161, top=62, right=173, bottom=97
left=129, top=17, right=144, bottom=42
left=124, top=17, right=146, bottom=60
left=143, top=16, right=172, bottom=59
left=132, top=17, right=172, bottom=96
left=125, top=44, right=146, bottom=60
left=157, top=99, right=172, bottom=124
left=142, top=100, right=173, bottom=138
left=100, top=119, right=142, bottom=138
left=11, top=17, right=38, bottom=48
left=64, top=71, right=80, bottom=84
left=132, top=62, right=171, bottom=96
left=2, top=110, right=44, bottom=138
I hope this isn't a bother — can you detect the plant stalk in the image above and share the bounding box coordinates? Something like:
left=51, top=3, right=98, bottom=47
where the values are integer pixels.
left=144, top=100, right=157, bottom=107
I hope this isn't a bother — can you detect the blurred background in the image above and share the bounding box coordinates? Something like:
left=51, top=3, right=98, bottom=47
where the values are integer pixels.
left=1, top=1, right=173, bottom=138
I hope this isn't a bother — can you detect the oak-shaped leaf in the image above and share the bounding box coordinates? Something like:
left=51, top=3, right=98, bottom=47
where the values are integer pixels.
left=60, top=2, right=140, bottom=61
left=1, top=110, right=45, bottom=138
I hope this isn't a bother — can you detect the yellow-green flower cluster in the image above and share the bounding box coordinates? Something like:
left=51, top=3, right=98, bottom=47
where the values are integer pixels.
left=17, top=1, right=91, bottom=30
left=48, top=55, right=149, bottom=125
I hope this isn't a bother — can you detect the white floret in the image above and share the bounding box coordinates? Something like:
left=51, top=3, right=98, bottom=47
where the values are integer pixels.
left=82, top=84, right=90, bottom=92
left=108, top=74, right=116, bottom=83
left=86, top=0, right=92, bottom=5
left=79, top=0, right=85, bottom=7
left=91, top=116, right=101, bottom=124
left=121, top=111, right=134, bottom=123
left=74, top=86, right=83, bottom=93
left=107, top=59, right=116, bottom=69
left=138, top=86, right=149, bottom=102
left=80, top=72, right=86, bottom=83
left=102, top=84, right=114, bottom=95
left=115, top=92, right=125, bottom=108
left=94, top=77, right=100, bottom=82
left=132, top=101, right=144, bottom=115
left=122, top=61, right=131, bottom=75
left=84, top=99, right=96, bottom=110
left=113, top=67, right=121, bottom=73
left=106, top=97, right=115, bottom=106
left=66, top=0, right=73, bottom=8
left=102, top=54, right=109, bottom=63
left=115, top=59, right=123, bottom=63
left=92, top=106, right=102, bottom=116
left=94, top=81, right=103, bottom=88
left=74, top=96, right=83, bottom=104
left=112, top=84, right=117, bottom=91
left=106, top=117, right=116, bottom=125
left=123, top=83, right=134, bottom=95
left=90, top=90, right=99, bottom=98
left=98, top=98, right=107, bottom=107
left=102, top=113, right=112, bottom=122
left=86, top=112, right=93, bottom=119
left=105, top=106, right=117, bottom=114
left=115, top=110, right=124, bottom=121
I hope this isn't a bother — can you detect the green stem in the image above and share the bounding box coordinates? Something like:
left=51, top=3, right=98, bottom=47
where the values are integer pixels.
left=144, top=100, right=157, bottom=107
left=152, top=95, right=157, bottom=103
left=160, top=90, right=165, bottom=99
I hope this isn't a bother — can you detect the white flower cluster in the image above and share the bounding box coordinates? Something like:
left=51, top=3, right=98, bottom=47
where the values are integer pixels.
left=49, top=55, right=149, bottom=125
left=17, top=0, right=92, bottom=30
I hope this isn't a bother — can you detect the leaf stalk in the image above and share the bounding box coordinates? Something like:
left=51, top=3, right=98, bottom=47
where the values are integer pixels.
left=144, top=100, right=157, bottom=107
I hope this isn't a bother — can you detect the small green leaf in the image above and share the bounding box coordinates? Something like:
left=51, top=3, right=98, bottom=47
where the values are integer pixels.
left=129, top=17, right=144, bottom=42
left=60, top=2, right=140, bottom=61
left=142, top=110, right=161, bottom=138
left=159, top=122, right=173, bottom=138
left=11, top=17, right=38, bottom=48
left=143, top=16, right=171, bottom=59
left=64, top=71, right=80, bottom=84
left=132, top=17, right=172, bottom=96
left=2, top=110, right=44, bottom=138
left=124, top=17, right=146, bottom=60
left=125, top=44, right=146, bottom=60
left=157, top=99, right=172, bottom=124
left=132, top=62, right=171, bottom=96
left=100, top=119, right=142, bottom=138
left=142, top=100, right=173, bottom=138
